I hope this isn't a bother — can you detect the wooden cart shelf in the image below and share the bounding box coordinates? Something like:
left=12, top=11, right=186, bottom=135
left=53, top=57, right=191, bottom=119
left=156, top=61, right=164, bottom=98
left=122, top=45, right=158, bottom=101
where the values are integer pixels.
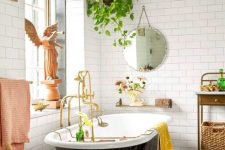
left=197, top=72, right=225, bottom=150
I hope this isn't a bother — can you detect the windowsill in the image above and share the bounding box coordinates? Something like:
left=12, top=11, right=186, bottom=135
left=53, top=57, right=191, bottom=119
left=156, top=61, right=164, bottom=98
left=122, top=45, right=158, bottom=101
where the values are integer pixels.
left=30, top=105, right=87, bottom=119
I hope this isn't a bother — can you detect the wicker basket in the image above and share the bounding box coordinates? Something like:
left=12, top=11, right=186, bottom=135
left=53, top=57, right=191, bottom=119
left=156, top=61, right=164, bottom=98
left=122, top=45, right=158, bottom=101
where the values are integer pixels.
left=201, top=122, right=225, bottom=150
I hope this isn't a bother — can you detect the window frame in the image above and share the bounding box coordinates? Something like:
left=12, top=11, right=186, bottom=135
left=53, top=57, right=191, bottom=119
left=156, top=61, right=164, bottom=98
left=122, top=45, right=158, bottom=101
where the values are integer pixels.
left=25, top=0, right=67, bottom=100
left=25, top=0, right=51, bottom=100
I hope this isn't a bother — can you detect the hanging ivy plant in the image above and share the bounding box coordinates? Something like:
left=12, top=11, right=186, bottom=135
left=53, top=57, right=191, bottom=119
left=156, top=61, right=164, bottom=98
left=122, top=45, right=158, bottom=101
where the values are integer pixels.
left=87, top=0, right=136, bottom=48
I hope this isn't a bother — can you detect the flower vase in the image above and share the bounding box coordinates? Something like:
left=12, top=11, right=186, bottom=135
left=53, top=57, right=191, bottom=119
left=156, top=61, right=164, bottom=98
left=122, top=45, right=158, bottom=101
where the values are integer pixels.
left=127, top=90, right=145, bottom=106
left=76, top=127, right=84, bottom=142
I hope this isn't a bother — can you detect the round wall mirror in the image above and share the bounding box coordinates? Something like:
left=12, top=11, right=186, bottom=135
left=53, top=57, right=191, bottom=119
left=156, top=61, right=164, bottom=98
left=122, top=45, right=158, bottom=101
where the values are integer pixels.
left=123, top=27, right=167, bottom=72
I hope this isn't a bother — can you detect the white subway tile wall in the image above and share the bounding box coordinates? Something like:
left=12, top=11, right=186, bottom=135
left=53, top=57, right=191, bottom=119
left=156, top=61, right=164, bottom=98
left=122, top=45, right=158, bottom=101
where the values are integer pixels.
left=25, top=108, right=87, bottom=150
left=0, top=0, right=92, bottom=150
left=99, top=0, right=225, bottom=150
left=0, top=0, right=25, bottom=79
left=1, top=0, right=225, bottom=150
left=84, top=14, right=101, bottom=104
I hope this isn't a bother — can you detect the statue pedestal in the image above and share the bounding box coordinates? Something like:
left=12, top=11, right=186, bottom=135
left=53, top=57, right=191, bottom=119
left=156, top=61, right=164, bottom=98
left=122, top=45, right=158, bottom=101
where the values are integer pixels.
left=46, top=100, right=61, bottom=109
left=41, top=79, right=62, bottom=101
left=41, top=79, right=62, bottom=109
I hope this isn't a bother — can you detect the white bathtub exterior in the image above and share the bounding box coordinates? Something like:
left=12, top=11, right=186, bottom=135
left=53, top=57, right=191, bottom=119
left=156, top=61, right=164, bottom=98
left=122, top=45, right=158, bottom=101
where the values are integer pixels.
left=44, top=113, right=171, bottom=149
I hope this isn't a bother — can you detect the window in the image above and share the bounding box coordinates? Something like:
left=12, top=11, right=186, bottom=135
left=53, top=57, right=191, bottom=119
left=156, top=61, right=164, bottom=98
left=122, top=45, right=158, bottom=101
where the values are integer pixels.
left=25, top=0, right=46, bottom=99
left=25, top=0, right=66, bottom=100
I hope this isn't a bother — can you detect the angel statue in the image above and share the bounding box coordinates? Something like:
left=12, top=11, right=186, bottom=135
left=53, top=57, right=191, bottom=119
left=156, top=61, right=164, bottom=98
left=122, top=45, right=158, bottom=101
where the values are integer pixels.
left=25, top=18, right=62, bottom=80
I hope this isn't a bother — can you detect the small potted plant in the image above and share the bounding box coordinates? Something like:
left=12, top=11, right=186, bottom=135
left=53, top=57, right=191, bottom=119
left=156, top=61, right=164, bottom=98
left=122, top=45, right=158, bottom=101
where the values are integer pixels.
left=115, top=76, right=146, bottom=106
left=76, top=112, right=93, bottom=142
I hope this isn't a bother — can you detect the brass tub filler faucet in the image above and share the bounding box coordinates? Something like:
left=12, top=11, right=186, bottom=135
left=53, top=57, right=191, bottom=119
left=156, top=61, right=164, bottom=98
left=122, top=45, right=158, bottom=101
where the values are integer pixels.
left=60, top=71, right=105, bottom=142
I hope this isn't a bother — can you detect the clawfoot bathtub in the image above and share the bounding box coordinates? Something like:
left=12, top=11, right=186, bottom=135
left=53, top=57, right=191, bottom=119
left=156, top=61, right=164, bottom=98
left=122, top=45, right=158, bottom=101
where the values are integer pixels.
left=44, top=113, right=171, bottom=150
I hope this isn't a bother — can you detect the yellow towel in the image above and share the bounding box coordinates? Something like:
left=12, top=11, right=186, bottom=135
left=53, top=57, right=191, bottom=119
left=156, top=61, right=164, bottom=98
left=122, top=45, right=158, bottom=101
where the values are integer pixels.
left=154, top=122, right=173, bottom=150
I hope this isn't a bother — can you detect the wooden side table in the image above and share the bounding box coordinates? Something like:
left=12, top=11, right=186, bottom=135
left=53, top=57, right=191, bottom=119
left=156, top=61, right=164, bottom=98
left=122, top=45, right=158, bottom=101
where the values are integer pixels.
left=197, top=92, right=225, bottom=150
left=197, top=72, right=225, bottom=150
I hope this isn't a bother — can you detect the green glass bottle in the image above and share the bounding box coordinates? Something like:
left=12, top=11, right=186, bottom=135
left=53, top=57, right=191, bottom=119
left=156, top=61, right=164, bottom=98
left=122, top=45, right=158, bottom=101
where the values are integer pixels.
left=217, top=69, right=225, bottom=91
left=76, top=127, right=84, bottom=142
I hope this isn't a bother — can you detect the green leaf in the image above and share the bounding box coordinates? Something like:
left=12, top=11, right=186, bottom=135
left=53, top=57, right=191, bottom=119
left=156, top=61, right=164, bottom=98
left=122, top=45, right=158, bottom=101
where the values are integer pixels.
left=130, top=32, right=136, bottom=38
left=87, top=0, right=134, bottom=47
left=113, top=41, right=117, bottom=47
left=132, top=33, right=136, bottom=36
left=94, top=26, right=99, bottom=31
left=130, top=13, right=134, bottom=20
left=111, top=17, right=117, bottom=22
left=118, top=21, right=123, bottom=27
left=123, top=30, right=128, bottom=36
left=119, top=88, right=122, bottom=94
left=126, top=40, right=132, bottom=45
left=118, top=38, right=123, bottom=46
left=105, top=30, right=111, bottom=36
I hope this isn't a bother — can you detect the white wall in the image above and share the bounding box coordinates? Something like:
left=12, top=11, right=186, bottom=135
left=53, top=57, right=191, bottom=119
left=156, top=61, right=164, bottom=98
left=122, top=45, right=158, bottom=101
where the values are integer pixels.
left=25, top=108, right=88, bottom=150
left=84, top=14, right=101, bottom=103
left=0, top=0, right=25, bottom=79
left=66, top=0, right=85, bottom=95
left=99, top=0, right=225, bottom=150
left=66, top=0, right=101, bottom=103
left=1, top=0, right=225, bottom=150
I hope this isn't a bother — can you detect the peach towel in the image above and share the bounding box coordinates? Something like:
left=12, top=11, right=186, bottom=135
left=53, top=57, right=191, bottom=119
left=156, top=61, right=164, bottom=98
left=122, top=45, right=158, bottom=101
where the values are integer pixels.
left=0, top=144, right=24, bottom=150
left=0, top=79, right=30, bottom=150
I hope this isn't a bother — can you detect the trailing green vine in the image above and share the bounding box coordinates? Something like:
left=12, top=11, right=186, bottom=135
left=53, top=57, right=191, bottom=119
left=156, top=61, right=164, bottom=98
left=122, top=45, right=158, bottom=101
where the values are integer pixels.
left=87, top=0, right=136, bottom=48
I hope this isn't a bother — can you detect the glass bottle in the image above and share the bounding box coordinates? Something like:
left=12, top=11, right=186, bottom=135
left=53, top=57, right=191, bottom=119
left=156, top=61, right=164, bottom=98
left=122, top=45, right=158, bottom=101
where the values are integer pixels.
left=217, top=69, right=225, bottom=91
left=76, top=127, right=84, bottom=142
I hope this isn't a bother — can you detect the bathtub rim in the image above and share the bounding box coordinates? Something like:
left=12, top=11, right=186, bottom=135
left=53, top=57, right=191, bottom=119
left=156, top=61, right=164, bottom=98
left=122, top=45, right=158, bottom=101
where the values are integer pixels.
left=44, top=112, right=171, bottom=149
